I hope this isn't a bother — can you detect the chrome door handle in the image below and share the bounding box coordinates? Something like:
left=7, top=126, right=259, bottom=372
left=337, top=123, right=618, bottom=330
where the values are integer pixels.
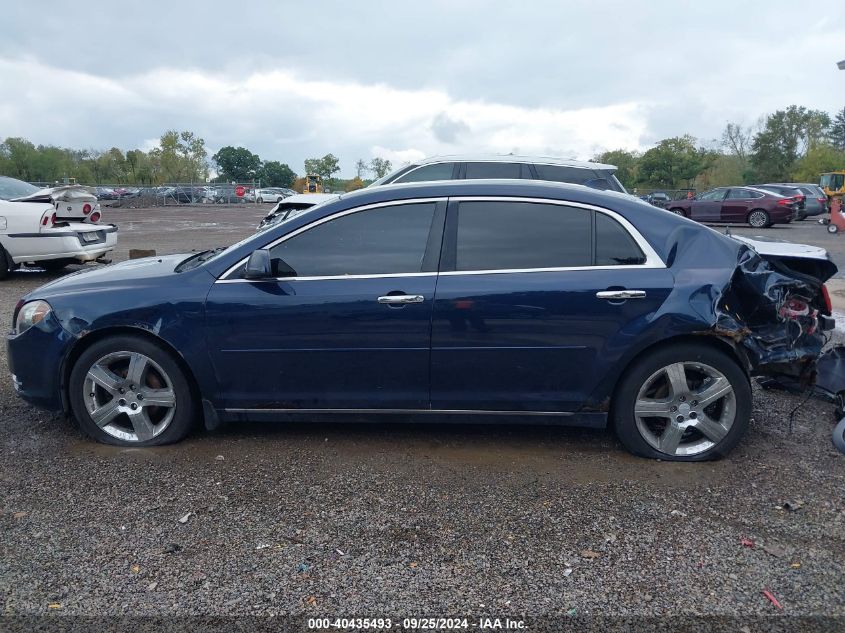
left=377, top=294, right=425, bottom=305
left=596, top=290, right=647, bottom=300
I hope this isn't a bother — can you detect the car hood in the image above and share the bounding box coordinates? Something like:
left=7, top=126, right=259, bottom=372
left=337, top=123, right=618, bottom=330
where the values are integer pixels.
left=28, top=254, right=194, bottom=298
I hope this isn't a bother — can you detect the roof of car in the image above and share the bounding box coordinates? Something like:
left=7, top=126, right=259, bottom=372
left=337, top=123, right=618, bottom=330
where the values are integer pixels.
left=409, top=154, right=617, bottom=170
left=203, top=178, right=731, bottom=280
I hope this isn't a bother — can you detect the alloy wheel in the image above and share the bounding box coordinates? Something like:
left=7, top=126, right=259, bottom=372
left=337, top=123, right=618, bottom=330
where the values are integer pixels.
left=634, top=361, right=736, bottom=457
left=748, top=210, right=769, bottom=228
left=82, top=351, right=177, bottom=442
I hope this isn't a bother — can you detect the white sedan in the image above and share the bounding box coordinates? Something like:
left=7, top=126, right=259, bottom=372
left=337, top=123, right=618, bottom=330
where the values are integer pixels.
left=255, top=188, right=291, bottom=203
left=0, top=176, right=118, bottom=279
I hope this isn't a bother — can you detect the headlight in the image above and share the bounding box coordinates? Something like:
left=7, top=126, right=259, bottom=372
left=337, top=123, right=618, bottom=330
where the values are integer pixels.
left=15, top=300, right=52, bottom=334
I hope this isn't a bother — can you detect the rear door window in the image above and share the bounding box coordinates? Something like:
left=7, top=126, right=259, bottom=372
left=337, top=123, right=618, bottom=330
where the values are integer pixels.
left=533, top=164, right=597, bottom=185
left=595, top=213, right=646, bottom=266
left=394, top=163, right=456, bottom=183
left=454, top=201, right=592, bottom=271
left=464, top=162, right=522, bottom=179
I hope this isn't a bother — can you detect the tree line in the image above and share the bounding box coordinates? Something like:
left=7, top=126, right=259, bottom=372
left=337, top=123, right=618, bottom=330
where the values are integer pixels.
left=2, top=104, right=841, bottom=192
left=0, top=131, right=395, bottom=192
left=597, top=105, right=845, bottom=192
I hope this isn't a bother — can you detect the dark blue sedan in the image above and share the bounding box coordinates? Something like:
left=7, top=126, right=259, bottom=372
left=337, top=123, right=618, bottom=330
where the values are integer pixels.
left=7, top=180, right=836, bottom=460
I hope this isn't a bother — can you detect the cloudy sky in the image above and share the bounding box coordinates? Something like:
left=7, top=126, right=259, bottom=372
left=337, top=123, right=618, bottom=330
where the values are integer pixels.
left=1, top=1, right=843, bottom=177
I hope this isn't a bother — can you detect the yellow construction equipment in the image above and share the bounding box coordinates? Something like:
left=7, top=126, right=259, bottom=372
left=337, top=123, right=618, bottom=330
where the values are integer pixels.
left=820, top=171, right=845, bottom=201
left=303, top=174, right=322, bottom=194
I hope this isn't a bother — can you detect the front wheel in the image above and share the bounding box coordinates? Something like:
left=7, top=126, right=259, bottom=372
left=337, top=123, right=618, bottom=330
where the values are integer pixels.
left=668, top=208, right=685, bottom=217
left=68, top=335, right=196, bottom=446
left=612, top=343, right=751, bottom=461
left=747, top=209, right=770, bottom=228
left=828, top=224, right=839, bottom=234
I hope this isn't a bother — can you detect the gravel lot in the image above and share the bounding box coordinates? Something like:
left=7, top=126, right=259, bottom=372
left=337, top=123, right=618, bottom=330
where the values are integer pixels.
left=1, top=205, right=845, bottom=625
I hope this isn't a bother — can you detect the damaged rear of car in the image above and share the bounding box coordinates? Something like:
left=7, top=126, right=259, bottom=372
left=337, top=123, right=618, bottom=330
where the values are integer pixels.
left=603, top=210, right=836, bottom=461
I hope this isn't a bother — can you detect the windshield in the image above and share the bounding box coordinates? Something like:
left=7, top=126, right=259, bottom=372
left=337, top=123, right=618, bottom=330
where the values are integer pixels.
left=822, top=173, right=844, bottom=190
left=0, top=176, right=40, bottom=200
left=192, top=197, right=335, bottom=268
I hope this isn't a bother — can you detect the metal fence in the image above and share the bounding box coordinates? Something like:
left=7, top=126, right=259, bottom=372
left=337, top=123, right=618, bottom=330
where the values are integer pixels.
left=28, top=181, right=266, bottom=208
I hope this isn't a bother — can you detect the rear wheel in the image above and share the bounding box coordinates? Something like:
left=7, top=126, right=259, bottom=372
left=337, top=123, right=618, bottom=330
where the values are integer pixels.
left=612, top=343, right=751, bottom=461
left=747, top=209, right=770, bottom=228
left=69, top=335, right=196, bottom=446
left=828, top=224, right=839, bottom=234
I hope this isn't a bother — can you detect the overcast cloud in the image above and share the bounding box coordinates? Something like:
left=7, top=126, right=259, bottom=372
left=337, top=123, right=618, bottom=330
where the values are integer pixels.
left=1, top=1, right=843, bottom=177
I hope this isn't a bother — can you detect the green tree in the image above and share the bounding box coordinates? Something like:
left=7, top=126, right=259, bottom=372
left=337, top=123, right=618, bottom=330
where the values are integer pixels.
left=593, top=149, right=639, bottom=189
left=0, top=137, right=37, bottom=180
left=750, top=106, right=832, bottom=181
left=637, top=135, right=712, bottom=189
left=830, top=107, right=845, bottom=151
left=355, top=158, right=369, bottom=179
left=260, top=161, right=296, bottom=187
left=721, top=122, right=753, bottom=160
left=793, top=143, right=845, bottom=183
left=369, top=157, right=392, bottom=178
left=212, top=146, right=262, bottom=182
left=304, top=154, right=341, bottom=182
left=154, top=130, right=208, bottom=182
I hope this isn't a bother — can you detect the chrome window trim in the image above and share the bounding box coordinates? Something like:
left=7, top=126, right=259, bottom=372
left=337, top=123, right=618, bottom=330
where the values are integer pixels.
left=215, top=195, right=664, bottom=284
left=218, top=197, right=446, bottom=281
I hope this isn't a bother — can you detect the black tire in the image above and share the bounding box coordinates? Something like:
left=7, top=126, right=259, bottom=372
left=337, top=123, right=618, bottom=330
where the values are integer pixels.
left=668, top=208, right=686, bottom=218
left=612, top=343, right=751, bottom=461
left=747, top=209, right=771, bottom=228
left=39, top=258, right=75, bottom=272
left=68, top=335, right=196, bottom=446
left=0, top=244, right=11, bottom=280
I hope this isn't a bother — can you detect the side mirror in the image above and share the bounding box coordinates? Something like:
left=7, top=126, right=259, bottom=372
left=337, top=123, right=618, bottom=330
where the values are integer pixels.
left=244, top=249, right=272, bottom=279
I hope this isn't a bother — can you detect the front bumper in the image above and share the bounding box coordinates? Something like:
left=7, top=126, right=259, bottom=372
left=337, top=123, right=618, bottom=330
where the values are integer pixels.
left=7, top=311, right=74, bottom=411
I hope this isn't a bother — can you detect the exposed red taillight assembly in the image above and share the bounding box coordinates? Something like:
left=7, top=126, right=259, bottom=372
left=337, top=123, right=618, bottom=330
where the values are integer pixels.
left=89, top=211, right=101, bottom=223
left=822, top=284, right=833, bottom=314
left=777, top=198, right=792, bottom=206
left=82, top=203, right=92, bottom=215
left=50, top=212, right=57, bottom=226
left=818, top=197, right=828, bottom=204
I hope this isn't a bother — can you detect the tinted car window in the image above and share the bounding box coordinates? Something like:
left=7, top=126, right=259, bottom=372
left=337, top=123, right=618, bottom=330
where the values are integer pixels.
left=726, top=188, right=752, bottom=199
left=595, top=213, right=646, bottom=265
left=394, top=163, right=456, bottom=183
left=456, top=201, right=591, bottom=271
left=270, top=203, right=436, bottom=276
left=698, top=189, right=726, bottom=201
left=464, top=162, right=522, bottom=179
left=533, top=164, right=596, bottom=185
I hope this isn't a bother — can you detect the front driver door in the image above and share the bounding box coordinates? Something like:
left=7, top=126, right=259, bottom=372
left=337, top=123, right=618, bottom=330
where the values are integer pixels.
left=204, top=200, right=445, bottom=411
left=689, top=189, right=726, bottom=222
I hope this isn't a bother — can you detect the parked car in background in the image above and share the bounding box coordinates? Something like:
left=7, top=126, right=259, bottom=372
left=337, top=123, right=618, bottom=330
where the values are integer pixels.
left=255, top=188, right=290, bottom=204
left=257, top=193, right=339, bottom=230
left=666, top=186, right=797, bottom=227
left=771, top=183, right=828, bottom=217
left=0, top=176, right=117, bottom=278
left=370, top=154, right=628, bottom=192
left=7, top=180, right=835, bottom=461
left=644, top=191, right=672, bottom=208
left=10, top=180, right=103, bottom=224
left=753, top=184, right=807, bottom=219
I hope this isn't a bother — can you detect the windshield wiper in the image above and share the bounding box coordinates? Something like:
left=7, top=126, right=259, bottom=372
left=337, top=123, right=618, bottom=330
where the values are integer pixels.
left=175, top=247, right=226, bottom=272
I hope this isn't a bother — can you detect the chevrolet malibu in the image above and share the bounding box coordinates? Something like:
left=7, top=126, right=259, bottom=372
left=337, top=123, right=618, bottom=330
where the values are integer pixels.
left=7, top=180, right=836, bottom=460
